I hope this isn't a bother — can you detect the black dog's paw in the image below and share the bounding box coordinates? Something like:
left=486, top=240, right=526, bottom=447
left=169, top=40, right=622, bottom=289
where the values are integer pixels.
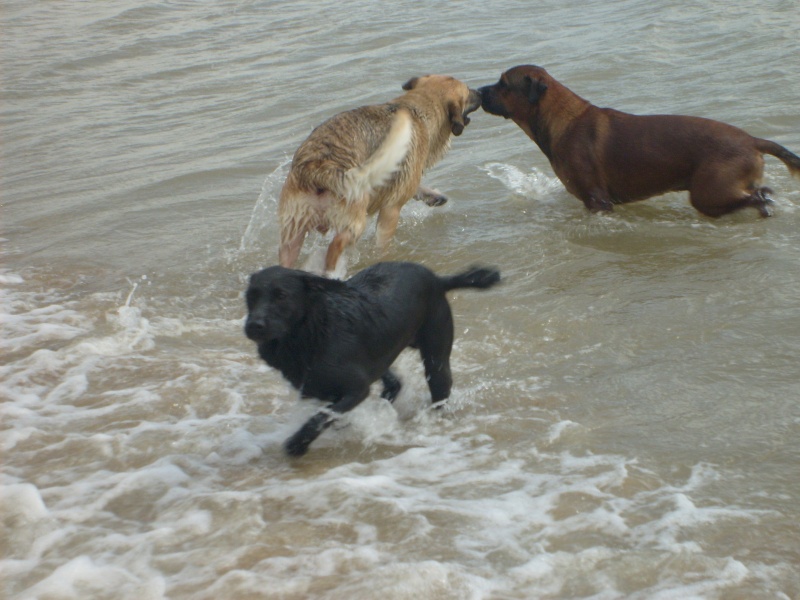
left=284, top=434, right=311, bottom=457
left=380, top=371, right=402, bottom=403
left=283, top=411, right=330, bottom=457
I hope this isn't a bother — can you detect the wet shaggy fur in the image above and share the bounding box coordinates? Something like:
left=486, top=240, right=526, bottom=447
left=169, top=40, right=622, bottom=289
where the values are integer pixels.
left=479, top=65, right=800, bottom=217
left=278, top=75, right=482, bottom=274
left=244, top=261, right=501, bottom=456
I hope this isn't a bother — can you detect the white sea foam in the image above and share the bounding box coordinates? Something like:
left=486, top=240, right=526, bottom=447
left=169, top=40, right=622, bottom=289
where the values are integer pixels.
left=2, top=257, right=794, bottom=599
left=482, top=162, right=565, bottom=203
left=5, top=1, right=800, bottom=596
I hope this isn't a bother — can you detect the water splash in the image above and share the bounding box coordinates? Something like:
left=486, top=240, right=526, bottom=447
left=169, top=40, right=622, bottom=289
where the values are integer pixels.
left=239, top=158, right=291, bottom=252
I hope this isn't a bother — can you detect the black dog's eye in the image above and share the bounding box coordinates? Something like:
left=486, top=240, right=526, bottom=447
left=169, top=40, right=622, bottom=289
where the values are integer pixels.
left=271, top=288, right=287, bottom=302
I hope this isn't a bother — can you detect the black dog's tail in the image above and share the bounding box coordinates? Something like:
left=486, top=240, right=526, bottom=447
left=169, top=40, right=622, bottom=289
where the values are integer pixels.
left=441, top=266, right=501, bottom=292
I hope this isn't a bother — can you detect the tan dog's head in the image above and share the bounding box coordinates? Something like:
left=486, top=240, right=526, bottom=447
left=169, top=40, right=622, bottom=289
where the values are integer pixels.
left=478, top=65, right=551, bottom=119
left=401, top=75, right=482, bottom=136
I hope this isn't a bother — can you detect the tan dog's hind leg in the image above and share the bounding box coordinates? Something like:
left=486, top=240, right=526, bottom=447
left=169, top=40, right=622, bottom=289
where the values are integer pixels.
left=375, top=205, right=402, bottom=250
left=321, top=193, right=370, bottom=275
left=278, top=183, right=317, bottom=267
left=324, top=230, right=354, bottom=273
left=414, top=185, right=448, bottom=207
left=279, top=226, right=306, bottom=268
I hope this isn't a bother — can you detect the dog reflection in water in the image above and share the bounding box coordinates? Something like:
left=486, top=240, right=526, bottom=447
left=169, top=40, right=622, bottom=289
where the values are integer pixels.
left=244, top=261, right=500, bottom=456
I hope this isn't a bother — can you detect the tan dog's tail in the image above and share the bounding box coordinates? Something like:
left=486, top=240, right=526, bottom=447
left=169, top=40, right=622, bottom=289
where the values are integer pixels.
left=342, top=109, right=413, bottom=203
left=756, top=139, right=800, bottom=180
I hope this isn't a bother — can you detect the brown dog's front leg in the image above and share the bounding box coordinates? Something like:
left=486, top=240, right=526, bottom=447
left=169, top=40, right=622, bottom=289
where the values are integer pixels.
left=584, top=192, right=614, bottom=213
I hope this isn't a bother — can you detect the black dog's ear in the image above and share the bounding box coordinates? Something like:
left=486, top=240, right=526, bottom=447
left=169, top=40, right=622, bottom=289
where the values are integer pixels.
left=402, top=77, right=418, bottom=91
left=525, top=76, right=548, bottom=104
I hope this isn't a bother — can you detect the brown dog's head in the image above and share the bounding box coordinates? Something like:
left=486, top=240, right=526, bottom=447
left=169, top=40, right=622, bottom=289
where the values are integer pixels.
left=401, top=75, right=482, bottom=136
left=479, top=65, right=550, bottom=119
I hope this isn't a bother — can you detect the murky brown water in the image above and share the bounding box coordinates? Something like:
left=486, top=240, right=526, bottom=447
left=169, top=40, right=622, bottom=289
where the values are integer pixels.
left=3, top=1, right=800, bottom=598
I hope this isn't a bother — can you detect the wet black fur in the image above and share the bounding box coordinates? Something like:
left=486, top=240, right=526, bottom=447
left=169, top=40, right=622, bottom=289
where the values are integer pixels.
left=244, top=261, right=500, bottom=456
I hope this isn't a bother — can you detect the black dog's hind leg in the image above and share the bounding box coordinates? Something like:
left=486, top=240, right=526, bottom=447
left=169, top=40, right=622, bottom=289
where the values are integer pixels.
left=380, top=370, right=402, bottom=402
left=418, top=300, right=455, bottom=405
left=284, top=389, right=369, bottom=457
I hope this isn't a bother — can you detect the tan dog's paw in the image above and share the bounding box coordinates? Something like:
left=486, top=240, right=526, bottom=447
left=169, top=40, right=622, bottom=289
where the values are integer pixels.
left=414, top=185, right=448, bottom=207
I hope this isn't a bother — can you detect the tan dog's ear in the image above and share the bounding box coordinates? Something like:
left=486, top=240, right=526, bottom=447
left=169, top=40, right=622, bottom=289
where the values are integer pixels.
left=525, top=76, right=548, bottom=104
left=448, top=101, right=466, bottom=136
left=402, top=77, right=418, bottom=91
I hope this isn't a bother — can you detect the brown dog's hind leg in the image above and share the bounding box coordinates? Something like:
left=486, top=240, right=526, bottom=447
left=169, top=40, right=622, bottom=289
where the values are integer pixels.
left=689, top=156, right=773, bottom=218
left=689, top=175, right=774, bottom=218
left=747, top=186, right=774, bottom=217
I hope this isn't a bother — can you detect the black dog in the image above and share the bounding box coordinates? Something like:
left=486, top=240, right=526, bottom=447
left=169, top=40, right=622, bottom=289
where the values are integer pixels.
left=244, top=261, right=501, bottom=456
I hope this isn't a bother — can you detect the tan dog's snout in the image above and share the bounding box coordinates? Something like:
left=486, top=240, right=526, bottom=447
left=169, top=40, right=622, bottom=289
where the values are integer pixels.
left=464, top=88, right=482, bottom=120
left=452, top=88, right=482, bottom=135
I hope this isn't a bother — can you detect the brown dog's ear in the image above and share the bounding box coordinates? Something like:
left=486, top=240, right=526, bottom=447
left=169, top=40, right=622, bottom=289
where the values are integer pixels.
left=402, top=77, right=418, bottom=91
left=525, top=76, right=548, bottom=104
left=448, top=101, right=466, bottom=136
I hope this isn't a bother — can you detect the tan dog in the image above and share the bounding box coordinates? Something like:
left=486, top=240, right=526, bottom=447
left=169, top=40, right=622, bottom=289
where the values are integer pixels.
left=279, top=75, right=481, bottom=273
left=479, top=65, right=800, bottom=217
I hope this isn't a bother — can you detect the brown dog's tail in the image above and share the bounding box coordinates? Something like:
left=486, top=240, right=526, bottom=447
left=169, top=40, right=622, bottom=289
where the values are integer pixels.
left=756, top=139, right=800, bottom=180
left=441, top=266, right=501, bottom=292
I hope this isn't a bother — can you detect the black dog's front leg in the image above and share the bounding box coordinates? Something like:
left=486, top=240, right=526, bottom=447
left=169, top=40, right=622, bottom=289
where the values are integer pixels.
left=380, top=370, right=402, bottom=402
left=284, top=389, right=369, bottom=457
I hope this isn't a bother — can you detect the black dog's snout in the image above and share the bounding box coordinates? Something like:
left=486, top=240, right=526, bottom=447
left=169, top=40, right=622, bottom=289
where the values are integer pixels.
left=244, top=317, right=267, bottom=341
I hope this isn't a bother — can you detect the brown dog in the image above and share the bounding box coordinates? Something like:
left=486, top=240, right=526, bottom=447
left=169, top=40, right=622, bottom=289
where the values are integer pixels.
left=279, top=76, right=481, bottom=273
left=480, top=65, right=800, bottom=217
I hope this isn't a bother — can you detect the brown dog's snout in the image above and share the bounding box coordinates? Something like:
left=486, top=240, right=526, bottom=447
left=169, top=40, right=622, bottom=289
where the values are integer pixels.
left=478, top=85, right=495, bottom=104
left=478, top=84, right=508, bottom=118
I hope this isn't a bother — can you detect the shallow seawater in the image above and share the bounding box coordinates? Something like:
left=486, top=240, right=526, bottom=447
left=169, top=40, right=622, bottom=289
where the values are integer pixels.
left=2, top=1, right=800, bottom=598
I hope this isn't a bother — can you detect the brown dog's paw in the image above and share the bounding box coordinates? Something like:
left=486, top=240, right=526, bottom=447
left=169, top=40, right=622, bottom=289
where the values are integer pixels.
left=750, top=187, right=775, bottom=218
left=586, top=195, right=614, bottom=212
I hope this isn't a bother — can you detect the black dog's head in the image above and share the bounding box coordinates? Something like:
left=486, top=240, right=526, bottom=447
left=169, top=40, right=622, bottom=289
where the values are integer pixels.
left=244, top=266, right=312, bottom=344
left=478, top=65, right=550, bottom=119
